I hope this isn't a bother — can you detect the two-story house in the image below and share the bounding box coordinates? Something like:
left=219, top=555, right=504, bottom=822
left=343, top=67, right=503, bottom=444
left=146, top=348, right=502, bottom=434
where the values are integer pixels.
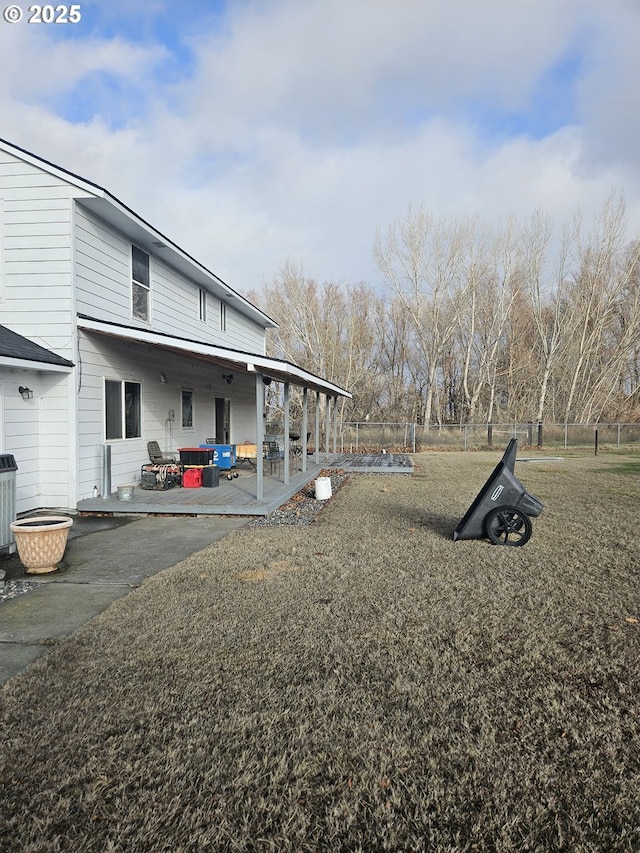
left=0, top=138, right=350, bottom=519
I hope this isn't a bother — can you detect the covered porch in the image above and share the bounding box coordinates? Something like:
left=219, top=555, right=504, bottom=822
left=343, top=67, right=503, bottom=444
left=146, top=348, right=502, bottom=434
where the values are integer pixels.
left=78, top=456, right=334, bottom=517
left=77, top=316, right=352, bottom=508
left=76, top=452, right=415, bottom=517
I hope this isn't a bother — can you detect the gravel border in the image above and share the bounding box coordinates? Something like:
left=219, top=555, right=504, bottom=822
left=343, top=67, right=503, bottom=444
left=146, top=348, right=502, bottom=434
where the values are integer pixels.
left=1, top=577, right=39, bottom=603
left=248, top=469, right=349, bottom=527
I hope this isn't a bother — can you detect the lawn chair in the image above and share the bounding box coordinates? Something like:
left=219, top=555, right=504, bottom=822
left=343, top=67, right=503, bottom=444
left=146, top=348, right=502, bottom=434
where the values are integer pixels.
left=147, top=440, right=177, bottom=466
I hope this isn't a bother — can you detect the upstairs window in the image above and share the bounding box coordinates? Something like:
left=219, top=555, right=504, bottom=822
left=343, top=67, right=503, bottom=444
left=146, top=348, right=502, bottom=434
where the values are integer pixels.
left=199, top=288, right=207, bottom=322
left=220, top=301, right=227, bottom=332
left=105, top=380, right=141, bottom=440
left=132, top=245, right=150, bottom=321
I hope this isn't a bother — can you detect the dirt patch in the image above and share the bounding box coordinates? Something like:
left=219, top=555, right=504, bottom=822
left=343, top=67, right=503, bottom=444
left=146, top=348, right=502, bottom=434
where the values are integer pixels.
left=237, top=559, right=302, bottom=582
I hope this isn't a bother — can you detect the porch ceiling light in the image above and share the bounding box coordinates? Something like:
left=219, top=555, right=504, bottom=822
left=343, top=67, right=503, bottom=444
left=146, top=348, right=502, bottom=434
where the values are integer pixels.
left=19, top=386, right=34, bottom=400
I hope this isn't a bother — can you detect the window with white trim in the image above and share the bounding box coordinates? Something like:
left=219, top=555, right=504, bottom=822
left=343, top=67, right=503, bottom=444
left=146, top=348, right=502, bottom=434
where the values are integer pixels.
left=105, top=380, right=141, bottom=440
left=182, top=389, right=194, bottom=429
left=220, top=301, right=227, bottom=332
left=199, top=288, right=207, bottom=322
left=132, top=245, right=150, bottom=321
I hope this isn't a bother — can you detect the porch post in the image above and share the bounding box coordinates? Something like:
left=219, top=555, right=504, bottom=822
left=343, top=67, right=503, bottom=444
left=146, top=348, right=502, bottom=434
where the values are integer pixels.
left=301, top=387, right=308, bottom=473
left=332, top=395, right=339, bottom=453
left=314, top=391, right=321, bottom=464
left=324, top=395, right=331, bottom=458
left=283, top=381, right=290, bottom=484
left=255, top=373, right=264, bottom=501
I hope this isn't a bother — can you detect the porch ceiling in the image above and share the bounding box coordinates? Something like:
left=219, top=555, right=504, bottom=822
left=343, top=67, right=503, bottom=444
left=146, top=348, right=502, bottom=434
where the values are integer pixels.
left=77, top=315, right=351, bottom=398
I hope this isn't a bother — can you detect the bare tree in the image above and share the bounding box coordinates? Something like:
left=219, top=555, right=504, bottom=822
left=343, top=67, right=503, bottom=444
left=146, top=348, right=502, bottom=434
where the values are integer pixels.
left=244, top=194, right=640, bottom=431
left=560, top=193, right=634, bottom=423
left=252, top=260, right=383, bottom=424
left=374, top=207, right=466, bottom=427
left=452, top=218, right=522, bottom=422
left=520, top=210, right=579, bottom=423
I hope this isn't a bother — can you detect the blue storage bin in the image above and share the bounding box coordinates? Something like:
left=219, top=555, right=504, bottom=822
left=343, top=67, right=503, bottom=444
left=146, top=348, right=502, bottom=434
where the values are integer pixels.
left=199, top=444, right=236, bottom=470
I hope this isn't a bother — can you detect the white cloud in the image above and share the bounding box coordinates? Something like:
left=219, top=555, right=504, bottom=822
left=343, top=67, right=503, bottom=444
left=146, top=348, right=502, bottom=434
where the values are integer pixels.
left=0, top=0, right=637, bottom=293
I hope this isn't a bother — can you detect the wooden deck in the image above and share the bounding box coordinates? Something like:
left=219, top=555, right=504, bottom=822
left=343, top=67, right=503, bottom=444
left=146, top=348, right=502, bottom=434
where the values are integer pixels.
left=76, top=453, right=414, bottom=518
left=77, top=458, right=332, bottom=517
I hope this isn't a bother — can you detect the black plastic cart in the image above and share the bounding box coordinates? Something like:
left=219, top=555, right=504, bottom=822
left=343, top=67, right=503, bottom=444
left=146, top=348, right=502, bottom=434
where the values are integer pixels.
left=453, top=439, right=543, bottom=546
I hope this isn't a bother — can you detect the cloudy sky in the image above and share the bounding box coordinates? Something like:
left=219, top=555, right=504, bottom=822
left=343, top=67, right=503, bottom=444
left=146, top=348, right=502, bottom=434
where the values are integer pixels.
left=1, top=0, right=638, bottom=293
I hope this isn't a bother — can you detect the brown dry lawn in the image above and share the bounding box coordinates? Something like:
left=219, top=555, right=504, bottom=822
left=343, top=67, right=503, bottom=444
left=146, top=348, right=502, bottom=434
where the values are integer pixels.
left=1, top=451, right=639, bottom=852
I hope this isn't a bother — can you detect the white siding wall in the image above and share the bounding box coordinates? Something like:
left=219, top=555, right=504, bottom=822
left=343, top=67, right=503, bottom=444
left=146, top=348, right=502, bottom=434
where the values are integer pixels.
left=0, top=150, right=79, bottom=357
left=1, top=146, right=269, bottom=511
left=0, top=150, right=81, bottom=513
left=0, top=368, right=73, bottom=514
left=77, top=332, right=259, bottom=497
left=74, top=206, right=266, bottom=352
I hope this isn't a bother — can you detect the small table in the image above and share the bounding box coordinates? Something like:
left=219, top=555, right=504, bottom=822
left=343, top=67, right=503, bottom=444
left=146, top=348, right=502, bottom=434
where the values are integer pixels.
left=236, top=443, right=258, bottom=469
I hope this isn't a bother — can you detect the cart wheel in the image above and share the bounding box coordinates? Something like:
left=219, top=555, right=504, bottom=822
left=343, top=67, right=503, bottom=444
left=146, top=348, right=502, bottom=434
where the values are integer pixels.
left=233, top=471, right=239, bottom=478
left=485, top=506, right=532, bottom=546
left=226, top=473, right=233, bottom=480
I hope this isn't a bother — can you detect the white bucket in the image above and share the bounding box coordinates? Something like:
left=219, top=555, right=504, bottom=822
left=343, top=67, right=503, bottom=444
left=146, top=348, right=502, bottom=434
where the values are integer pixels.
left=314, top=476, right=332, bottom=501
left=117, top=484, right=134, bottom=501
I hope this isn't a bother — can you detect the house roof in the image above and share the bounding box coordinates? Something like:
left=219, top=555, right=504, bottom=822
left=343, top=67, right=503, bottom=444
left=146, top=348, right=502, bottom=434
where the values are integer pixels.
left=77, top=315, right=351, bottom=399
left=0, top=325, right=75, bottom=370
left=0, top=138, right=277, bottom=331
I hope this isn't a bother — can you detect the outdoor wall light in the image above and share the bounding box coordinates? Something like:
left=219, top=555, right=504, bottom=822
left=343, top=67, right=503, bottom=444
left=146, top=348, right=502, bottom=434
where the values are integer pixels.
left=262, top=376, right=273, bottom=386
left=223, top=373, right=234, bottom=385
left=19, top=386, right=34, bottom=400
left=159, top=372, right=167, bottom=383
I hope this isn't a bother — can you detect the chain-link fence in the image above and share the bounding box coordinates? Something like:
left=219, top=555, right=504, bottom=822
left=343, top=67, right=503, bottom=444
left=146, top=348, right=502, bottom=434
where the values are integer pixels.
left=339, top=422, right=640, bottom=453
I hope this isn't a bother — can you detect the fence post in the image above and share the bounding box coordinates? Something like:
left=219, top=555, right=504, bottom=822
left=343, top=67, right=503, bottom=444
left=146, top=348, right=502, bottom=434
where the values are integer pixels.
left=527, top=423, right=533, bottom=446
left=595, top=429, right=599, bottom=456
left=617, top=423, right=621, bottom=450
left=487, top=423, right=493, bottom=447
left=537, top=422, right=543, bottom=448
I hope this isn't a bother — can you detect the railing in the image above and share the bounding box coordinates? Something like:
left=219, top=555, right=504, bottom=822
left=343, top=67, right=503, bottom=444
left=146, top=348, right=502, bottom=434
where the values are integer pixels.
left=339, top=422, right=640, bottom=453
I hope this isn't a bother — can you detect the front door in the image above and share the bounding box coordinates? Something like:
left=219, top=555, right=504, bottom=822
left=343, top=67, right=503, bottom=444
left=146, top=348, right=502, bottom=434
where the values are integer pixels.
left=214, top=397, right=230, bottom=444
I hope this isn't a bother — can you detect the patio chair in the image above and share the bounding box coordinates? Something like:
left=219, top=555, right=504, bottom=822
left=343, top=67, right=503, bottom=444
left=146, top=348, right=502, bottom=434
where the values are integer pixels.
left=147, top=440, right=177, bottom=465
left=263, top=440, right=281, bottom=475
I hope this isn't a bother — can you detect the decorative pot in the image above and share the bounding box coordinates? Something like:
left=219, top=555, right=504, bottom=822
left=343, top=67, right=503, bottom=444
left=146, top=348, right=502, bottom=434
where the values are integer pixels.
left=9, top=516, right=73, bottom=574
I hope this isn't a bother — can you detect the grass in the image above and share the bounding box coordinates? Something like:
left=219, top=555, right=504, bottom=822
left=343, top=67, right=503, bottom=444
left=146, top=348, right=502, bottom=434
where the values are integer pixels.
left=1, top=452, right=639, bottom=852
